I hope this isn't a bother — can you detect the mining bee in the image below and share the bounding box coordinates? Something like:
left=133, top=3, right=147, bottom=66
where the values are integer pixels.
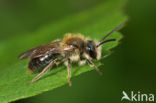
left=19, top=24, right=123, bottom=86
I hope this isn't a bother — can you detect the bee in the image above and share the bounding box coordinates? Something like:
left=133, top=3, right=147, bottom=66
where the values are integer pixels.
left=19, top=24, right=123, bottom=86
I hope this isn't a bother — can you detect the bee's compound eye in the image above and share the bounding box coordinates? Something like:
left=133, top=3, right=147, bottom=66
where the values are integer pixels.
left=86, top=41, right=97, bottom=59
left=86, top=47, right=91, bottom=51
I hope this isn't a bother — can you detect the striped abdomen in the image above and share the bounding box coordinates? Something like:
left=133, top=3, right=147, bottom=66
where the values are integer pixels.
left=28, top=54, right=59, bottom=73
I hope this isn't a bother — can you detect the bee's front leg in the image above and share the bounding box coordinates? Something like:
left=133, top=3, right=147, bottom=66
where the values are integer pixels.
left=86, top=58, right=103, bottom=76
left=98, top=62, right=104, bottom=67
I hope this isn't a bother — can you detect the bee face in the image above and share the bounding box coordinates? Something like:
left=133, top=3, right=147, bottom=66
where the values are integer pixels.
left=85, top=40, right=97, bottom=60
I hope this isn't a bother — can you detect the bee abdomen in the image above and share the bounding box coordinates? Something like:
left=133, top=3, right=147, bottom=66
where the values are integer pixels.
left=28, top=54, right=59, bottom=73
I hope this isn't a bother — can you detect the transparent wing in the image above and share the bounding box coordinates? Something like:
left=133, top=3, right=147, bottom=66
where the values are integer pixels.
left=19, top=41, right=74, bottom=59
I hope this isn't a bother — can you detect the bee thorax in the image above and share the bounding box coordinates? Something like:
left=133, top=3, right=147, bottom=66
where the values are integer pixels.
left=69, top=53, right=80, bottom=62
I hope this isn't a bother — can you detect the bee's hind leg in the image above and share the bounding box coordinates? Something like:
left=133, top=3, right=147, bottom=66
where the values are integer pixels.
left=26, top=60, right=55, bottom=85
left=86, top=58, right=103, bottom=76
left=66, top=58, right=72, bottom=87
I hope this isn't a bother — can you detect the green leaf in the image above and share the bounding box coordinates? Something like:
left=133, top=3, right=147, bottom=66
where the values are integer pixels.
left=0, top=0, right=127, bottom=102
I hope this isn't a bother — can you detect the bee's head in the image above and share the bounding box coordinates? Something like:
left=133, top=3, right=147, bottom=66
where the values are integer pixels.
left=85, top=40, right=102, bottom=60
left=84, top=24, right=124, bottom=60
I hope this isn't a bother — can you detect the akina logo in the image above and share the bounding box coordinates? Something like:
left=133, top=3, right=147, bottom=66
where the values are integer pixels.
left=121, top=91, right=155, bottom=102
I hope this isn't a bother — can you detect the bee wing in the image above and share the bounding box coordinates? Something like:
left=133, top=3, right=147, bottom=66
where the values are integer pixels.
left=19, top=41, right=74, bottom=60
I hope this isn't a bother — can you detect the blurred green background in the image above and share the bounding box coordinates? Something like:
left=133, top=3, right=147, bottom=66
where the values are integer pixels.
left=0, top=0, right=155, bottom=103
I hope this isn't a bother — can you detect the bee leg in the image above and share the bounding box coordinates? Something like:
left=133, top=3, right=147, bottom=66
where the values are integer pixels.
left=98, top=62, right=104, bottom=66
left=67, top=58, right=72, bottom=87
left=86, top=59, right=103, bottom=76
left=26, top=60, right=55, bottom=85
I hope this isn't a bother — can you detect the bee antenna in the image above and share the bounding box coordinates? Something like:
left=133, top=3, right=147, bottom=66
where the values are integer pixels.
left=96, top=23, right=124, bottom=48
